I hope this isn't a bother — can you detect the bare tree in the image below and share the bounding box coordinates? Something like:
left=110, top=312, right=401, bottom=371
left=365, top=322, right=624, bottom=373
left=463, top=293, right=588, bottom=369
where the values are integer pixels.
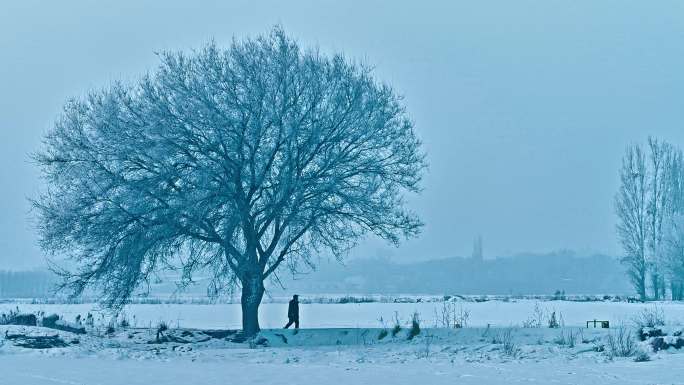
left=617, top=138, right=684, bottom=301
left=645, top=137, right=674, bottom=300
left=33, top=27, right=426, bottom=336
left=616, top=144, right=648, bottom=301
left=661, top=150, right=684, bottom=300
left=663, top=214, right=684, bottom=300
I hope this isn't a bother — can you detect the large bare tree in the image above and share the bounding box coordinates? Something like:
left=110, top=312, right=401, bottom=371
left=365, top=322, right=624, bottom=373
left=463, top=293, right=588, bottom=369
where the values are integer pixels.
left=34, top=27, right=426, bottom=335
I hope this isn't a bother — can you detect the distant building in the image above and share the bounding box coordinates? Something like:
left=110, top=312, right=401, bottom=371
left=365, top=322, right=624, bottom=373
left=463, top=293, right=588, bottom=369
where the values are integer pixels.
left=472, top=235, right=483, bottom=261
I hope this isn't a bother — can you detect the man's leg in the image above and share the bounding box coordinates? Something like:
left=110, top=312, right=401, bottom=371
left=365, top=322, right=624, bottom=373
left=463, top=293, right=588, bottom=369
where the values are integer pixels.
left=294, top=318, right=299, bottom=329
left=284, top=319, right=294, bottom=329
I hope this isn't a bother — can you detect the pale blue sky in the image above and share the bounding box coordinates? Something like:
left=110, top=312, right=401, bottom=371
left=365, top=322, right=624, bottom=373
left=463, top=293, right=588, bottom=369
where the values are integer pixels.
left=2, top=1, right=684, bottom=269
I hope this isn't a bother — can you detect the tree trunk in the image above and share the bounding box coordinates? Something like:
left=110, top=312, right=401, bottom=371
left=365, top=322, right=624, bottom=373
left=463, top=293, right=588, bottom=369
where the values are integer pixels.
left=638, top=273, right=646, bottom=302
left=240, top=273, right=265, bottom=337
left=673, top=282, right=684, bottom=301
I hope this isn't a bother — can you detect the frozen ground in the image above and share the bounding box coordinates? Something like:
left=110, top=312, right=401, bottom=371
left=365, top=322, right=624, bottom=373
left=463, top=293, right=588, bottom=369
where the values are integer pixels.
left=2, top=299, right=684, bottom=329
left=0, top=325, right=682, bottom=385
left=3, top=351, right=684, bottom=385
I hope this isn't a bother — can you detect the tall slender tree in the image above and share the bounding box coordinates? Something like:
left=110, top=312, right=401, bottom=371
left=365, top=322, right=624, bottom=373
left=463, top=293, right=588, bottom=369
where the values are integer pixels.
left=616, top=144, right=648, bottom=301
left=645, top=137, right=673, bottom=300
left=662, top=150, right=684, bottom=300
left=33, top=27, right=426, bottom=335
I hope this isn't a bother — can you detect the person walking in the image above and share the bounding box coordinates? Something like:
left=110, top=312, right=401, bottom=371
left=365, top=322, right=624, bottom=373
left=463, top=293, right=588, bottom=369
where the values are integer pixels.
left=284, top=295, right=300, bottom=329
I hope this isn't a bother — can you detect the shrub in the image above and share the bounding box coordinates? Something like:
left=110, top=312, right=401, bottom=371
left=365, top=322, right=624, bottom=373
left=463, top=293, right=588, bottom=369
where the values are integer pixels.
left=548, top=311, right=560, bottom=328
left=378, top=329, right=388, bottom=340
left=407, top=312, right=421, bottom=340
left=119, top=315, right=130, bottom=329
left=606, top=325, right=636, bottom=358
left=156, top=321, right=169, bottom=342
left=391, top=312, right=402, bottom=337
left=634, top=349, right=651, bottom=362
left=437, top=301, right=471, bottom=328
left=633, top=305, right=666, bottom=328
left=0, top=309, right=37, bottom=326
left=493, top=328, right=518, bottom=357
left=554, top=328, right=581, bottom=348
left=638, top=326, right=664, bottom=341
left=85, top=313, right=94, bottom=328
left=522, top=302, right=546, bottom=328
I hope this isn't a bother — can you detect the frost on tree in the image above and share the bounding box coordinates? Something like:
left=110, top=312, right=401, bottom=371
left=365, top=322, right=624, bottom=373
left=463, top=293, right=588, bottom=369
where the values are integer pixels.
left=616, top=144, right=648, bottom=301
left=616, top=138, right=684, bottom=301
left=33, top=27, right=426, bottom=336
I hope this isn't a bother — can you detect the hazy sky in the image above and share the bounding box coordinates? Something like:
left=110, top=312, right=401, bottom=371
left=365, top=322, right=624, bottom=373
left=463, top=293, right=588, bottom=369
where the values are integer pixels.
left=2, top=1, right=684, bottom=269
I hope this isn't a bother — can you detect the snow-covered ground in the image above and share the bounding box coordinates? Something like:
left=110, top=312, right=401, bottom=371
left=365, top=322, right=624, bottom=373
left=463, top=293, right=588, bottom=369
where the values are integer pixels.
left=0, top=325, right=682, bottom=385
left=3, top=353, right=681, bottom=385
left=2, top=299, right=684, bottom=384
left=2, top=299, right=683, bottom=329
left=3, top=348, right=684, bottom=385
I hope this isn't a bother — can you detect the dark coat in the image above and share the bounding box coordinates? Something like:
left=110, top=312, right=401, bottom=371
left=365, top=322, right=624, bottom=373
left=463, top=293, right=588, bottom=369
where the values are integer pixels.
left=288, top=299, right=299, bottom=320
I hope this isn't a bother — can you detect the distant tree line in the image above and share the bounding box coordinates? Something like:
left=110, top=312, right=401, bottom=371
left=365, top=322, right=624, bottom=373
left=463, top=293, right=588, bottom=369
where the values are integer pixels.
left=616, top=137, right=684, bottom=301
left=0, top=270, right=56, bottom=298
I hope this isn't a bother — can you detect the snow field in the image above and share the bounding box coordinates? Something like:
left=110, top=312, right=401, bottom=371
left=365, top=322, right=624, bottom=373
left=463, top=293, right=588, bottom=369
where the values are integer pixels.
left=2, top=299, right=684, bottom=329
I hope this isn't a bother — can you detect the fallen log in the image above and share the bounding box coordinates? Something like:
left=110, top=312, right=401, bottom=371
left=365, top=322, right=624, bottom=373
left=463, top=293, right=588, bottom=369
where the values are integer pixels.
left=4, top=331, right=69, bottom=349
